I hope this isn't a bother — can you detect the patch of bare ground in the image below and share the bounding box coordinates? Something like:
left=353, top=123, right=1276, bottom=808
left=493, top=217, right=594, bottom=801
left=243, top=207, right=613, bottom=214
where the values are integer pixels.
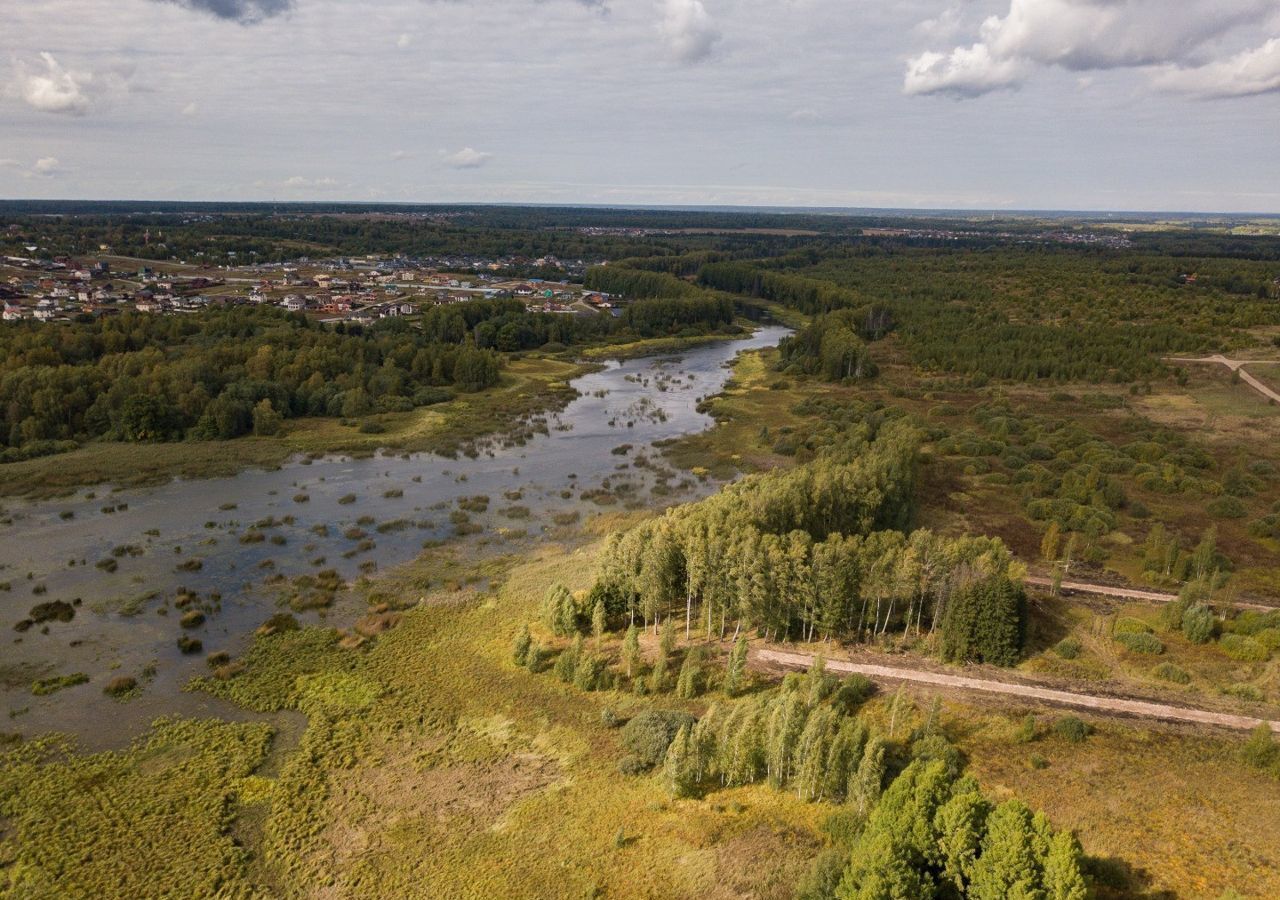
left=323, top=746, right=560, bottom=868
left=707, top=823, right=820, bottom=900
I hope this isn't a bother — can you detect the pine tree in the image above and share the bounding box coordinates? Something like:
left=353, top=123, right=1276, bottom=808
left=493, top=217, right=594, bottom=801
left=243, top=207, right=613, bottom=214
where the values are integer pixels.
left=621, top=624, right=640, bottom=680
left=724, top=635, right=749, bottom=696
left=511, top=623, right=532, bottom=666
left=935, top=787, right=990, bottom=894
left=1042, top=831, right=1088, bottom=900
left=969, top=799, right=1045, bottom=900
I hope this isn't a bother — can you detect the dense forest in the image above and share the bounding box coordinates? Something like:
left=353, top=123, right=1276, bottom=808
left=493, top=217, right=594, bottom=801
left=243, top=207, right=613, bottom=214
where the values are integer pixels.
left=0, top=292, right=747, bottom=460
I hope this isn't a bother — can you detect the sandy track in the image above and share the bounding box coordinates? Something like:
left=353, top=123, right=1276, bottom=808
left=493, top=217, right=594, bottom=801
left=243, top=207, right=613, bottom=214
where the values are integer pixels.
left=755, top=648, right=1280, bottom=734
left=1023, top=575, right=1275, bottom=611
left=1165, top=354, right=1280, bottom=404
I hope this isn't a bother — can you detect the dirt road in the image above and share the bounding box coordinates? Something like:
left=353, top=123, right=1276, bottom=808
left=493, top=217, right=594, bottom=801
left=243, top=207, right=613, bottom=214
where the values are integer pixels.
left=755, top=647, right=1280, bottom=734
left=1165, top=354, right=1280, bottom=404
left=1023, top=575, right=1275, bottom=611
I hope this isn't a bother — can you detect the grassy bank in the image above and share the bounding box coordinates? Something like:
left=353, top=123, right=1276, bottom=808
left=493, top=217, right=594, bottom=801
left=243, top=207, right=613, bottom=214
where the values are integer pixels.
left=0, top=356, right=586, bottom=499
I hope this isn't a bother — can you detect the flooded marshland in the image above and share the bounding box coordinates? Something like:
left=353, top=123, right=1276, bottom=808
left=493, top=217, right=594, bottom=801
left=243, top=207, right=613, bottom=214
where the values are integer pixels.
left=0, top=326, right=787, bottom=747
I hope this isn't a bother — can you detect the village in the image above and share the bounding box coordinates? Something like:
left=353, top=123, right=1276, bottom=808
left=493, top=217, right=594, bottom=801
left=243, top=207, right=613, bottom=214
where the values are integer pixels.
left=0, top=249, right=617, bottom=325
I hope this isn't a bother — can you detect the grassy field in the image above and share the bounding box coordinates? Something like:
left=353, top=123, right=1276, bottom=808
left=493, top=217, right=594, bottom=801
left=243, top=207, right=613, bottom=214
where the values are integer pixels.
left=4, top=527, right=1277, bottom=898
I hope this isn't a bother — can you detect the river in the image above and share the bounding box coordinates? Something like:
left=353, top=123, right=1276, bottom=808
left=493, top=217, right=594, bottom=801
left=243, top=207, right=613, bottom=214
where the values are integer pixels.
left=0, top=326, right=788, bottom=748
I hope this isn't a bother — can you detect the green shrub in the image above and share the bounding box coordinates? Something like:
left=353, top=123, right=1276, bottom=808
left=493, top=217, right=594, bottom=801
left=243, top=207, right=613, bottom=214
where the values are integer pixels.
left=618, top=709, right=696, bottom=772
left=832, top=674, right=876, bottom=714
left=1114, top=617, right=1153, bottom=635
left=1219, top=634, right=1269, bottom=662
left=1114, top=632, right=1164, bottom=655
left=1181, top=603, right=1216, bottom=644
left=1053, top=637, right=1082, bottom=660
left=1254, top=628, right=1280, bottom=651
left=1152, top=663, right=1191, bottom=685
left=1053, top=716, right=1091, bottom=743
left=31, top=673, right=89, bottom=696
left=1207, top=496, right=1247, bottom=519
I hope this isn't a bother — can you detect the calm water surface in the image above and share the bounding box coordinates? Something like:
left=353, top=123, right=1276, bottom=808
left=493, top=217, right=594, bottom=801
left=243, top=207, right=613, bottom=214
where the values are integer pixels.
left=0, top=327, right=787, bottom=748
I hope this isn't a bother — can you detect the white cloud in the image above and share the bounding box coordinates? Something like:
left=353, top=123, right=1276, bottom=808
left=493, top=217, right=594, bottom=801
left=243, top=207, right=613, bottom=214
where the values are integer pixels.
left=396, top=33, right=412, bottom=49
left=441, top=147, right=492, bottom=169
left=905, top=43, right=1026, bottom=97
left=1151, top=37, right=1280, bottom=98
left=0, top=157, right=63, bottom=179
left=905, top=0, right=1280, bottom=97
left=659, top=0, right=720, bottom=64
left=181, top=101, right=199, bottom=116
left=9, top=53, right=92, bottom=115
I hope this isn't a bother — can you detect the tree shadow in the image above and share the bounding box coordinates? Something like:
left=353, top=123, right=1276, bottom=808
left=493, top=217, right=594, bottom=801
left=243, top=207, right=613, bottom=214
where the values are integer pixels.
left=1084, top=856, right=1176, bottom=900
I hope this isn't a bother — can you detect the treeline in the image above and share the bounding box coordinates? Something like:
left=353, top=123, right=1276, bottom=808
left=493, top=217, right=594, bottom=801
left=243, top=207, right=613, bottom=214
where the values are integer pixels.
left=418, top=299, right=613, bottom=350
left=583, top=265, right=704, bottom=299
left=0, top=307, right=501, bottom=454
left=698, top=262, right=892, bottom=336
left=621, top=295, right=736, bottom=336
left=779, top=310, right=879, bottom=382
left=590, top=421, right=1027, bottom=663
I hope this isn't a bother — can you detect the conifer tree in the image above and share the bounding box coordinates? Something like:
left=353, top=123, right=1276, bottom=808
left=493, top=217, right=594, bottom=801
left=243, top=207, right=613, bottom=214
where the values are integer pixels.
left=969, top=800, right=1045, bottom=900
left=1042, top=831, right=1088, bottom=900
left=935, top=786, right=990, bottom=894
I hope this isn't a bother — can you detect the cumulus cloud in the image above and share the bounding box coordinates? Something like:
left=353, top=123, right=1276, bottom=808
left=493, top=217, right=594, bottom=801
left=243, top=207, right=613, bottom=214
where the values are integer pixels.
left=1151, top=37, right=1280, bottom=98
left=396, top=33, right=413, bottom=49
left=0, top=157, right=62, bottom=179
left=8, top=53, right=93, bottom=115
left=157, top=0, right=294, bottom=24
left=905, top=0, right=1280, bottom=97
left=441, top=147, right=492, bottom=169
left=659, top=0, right=720, bottom=64
left=905, top=43, right=1026, bottom=97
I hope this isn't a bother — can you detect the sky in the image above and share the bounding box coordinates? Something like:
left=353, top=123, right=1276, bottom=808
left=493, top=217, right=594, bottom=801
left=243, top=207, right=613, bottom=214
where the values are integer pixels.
left=1, top=0, right=1278, bottom=212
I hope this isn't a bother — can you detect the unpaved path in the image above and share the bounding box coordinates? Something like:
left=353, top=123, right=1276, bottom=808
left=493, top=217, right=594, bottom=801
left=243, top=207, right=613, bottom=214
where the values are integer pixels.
left=755, top=648, right=1280, bottom=734
left=1023, top=575, right=1275, bottom=611
left=1165, top=354, right=1280, bottom=404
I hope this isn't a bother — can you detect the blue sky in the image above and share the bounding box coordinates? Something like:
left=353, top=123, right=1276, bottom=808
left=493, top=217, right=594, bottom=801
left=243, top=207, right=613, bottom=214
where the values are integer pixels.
left=2, top=0, right=1278, bottom=212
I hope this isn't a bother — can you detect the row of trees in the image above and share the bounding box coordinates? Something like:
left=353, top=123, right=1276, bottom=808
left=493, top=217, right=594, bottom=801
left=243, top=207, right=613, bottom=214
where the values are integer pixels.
left=589, top=420, right=1027, bottom=663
